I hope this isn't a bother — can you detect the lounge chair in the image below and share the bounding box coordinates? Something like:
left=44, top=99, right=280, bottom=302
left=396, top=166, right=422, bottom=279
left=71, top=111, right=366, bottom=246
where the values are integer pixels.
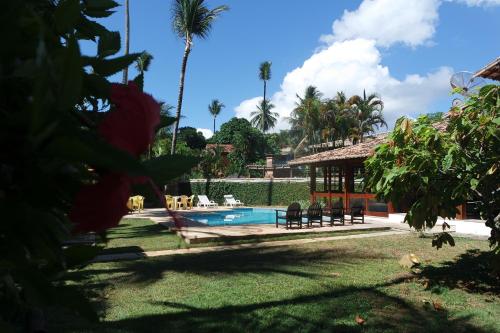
left=327, top=201, right=345, bottom=226
left=305, top=202, right=323, bottom=227
left=197, top=195, right=218, bottom=208
left=350, top=204, right=364, bottom=224
left=275, top=202, right=303, bottom=229
left=223, top=194, right=244, bottom=207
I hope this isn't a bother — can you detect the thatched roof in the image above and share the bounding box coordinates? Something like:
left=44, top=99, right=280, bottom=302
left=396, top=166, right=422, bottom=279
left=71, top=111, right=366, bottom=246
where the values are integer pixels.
left=288, top=134, right=388, bottom=166
left=474, top=57, right=500, bottom=81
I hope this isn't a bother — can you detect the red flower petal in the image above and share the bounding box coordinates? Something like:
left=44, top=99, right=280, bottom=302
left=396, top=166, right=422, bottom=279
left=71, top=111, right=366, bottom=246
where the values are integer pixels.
left=70, top=173, right=131, bottom=233
left=99, top=82, right=161, bottom=157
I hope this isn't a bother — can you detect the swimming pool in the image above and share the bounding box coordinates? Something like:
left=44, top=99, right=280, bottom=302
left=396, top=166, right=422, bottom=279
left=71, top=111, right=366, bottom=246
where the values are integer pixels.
left=182, top=208, right=277, bottom=226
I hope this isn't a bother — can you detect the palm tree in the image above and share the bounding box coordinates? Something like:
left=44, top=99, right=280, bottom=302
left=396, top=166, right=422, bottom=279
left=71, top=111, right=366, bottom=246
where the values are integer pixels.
left=348, top=90, right=387, bottom=143
left=289, top=86, right=323, bottom=152
left=208, top=99, right=225, bottom=133
left=251, top=99, right=278, bottom=133
left=122, top=0, right=130, bottom=83
left=170, top=0, right=228, bottom=154
left=133, top=51, right=153, bottom=91
left=259, top=61, right=272, bottom=102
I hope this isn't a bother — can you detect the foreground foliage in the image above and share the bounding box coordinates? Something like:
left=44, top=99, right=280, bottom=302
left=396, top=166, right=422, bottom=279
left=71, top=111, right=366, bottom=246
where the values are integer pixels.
left=366, top=85, right=500, bottom=265
left=0, top=0, right=196, bottom=329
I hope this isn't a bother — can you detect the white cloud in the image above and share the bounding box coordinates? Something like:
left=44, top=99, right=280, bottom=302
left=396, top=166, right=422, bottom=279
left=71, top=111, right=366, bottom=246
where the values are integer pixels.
left=233, top=0, right=469, bottom=133
left=235, top=39, right=452, bottom=131
left=448, top=0, right=500, bottom=6
left=196, top=128, right=213, bottom=139
left=320, top=0, right=440, bottom=48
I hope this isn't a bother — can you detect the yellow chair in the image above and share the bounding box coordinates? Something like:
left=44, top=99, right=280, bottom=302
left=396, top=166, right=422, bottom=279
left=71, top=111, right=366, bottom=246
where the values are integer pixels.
left=127, top=195, right=145, bottom=213
left=165, top=195, right=174, bottom=210
left=186, top=195, right=195, bottom=209
left=177, top=195, right=188, bottom=210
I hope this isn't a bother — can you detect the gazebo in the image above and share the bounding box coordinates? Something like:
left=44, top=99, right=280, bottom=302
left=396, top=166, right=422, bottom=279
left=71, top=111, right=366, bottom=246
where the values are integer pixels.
left=288, top=134, right=394, bottom=217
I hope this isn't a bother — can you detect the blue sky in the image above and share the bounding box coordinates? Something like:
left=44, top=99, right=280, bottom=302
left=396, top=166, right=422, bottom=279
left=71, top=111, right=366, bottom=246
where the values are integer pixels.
left=81, top=0, right=500, bottom=137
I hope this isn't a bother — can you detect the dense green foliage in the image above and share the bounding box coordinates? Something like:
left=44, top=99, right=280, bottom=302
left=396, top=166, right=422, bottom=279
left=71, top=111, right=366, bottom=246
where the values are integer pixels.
left=289, top=86, right=387, bottom=153
left=178, top=126, right=207, bottom=150
left=0, top=0, right=196, bottom=329
left=210, top=117, right=279, bottom=176
left=366, top=85, right=499, bottom=265
left=190, top=180, right=310, bottom=206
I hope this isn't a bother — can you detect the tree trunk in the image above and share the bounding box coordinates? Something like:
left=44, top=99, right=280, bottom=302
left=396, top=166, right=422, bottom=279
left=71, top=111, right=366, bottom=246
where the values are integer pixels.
left=213, top=116, right=216, bottom=133
left=122, top=0, right=130, bottom=84
left=171, top=42, right=191, bottom=155
left=263, top=80, right=267, bottom=102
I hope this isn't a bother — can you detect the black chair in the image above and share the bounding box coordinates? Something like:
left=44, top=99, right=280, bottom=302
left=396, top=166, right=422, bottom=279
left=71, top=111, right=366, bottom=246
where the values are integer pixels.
left=276, top=202, right=303, bottom=229
left=350, top=204, right=365, bottom=224
left=328, top=201, right=345, bottom=226
left=306, top=202, right=323, bottom=227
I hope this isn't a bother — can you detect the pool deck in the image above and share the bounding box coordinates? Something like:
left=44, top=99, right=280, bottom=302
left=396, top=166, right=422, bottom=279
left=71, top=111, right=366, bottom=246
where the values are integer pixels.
left=126, top=207, right=456, bottom=244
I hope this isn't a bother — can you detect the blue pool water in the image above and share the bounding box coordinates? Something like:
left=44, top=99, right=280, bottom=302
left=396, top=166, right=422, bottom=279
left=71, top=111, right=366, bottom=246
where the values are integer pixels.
left=183, top=208, right=277, bottom=226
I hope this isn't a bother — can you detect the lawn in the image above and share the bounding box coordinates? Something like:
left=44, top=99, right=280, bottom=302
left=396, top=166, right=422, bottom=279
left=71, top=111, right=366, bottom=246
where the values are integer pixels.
left=52, top=233, right=499, bottom=332
left=100, top=218, right=388, bottom=254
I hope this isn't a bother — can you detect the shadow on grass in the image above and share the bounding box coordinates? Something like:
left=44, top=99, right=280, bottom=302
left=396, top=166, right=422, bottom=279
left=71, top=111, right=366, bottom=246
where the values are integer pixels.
left=420, top=249, right=499, bottom=295
left=106, top=223, right=173, bottom=240
left=54, top=246, right=496, bottom=333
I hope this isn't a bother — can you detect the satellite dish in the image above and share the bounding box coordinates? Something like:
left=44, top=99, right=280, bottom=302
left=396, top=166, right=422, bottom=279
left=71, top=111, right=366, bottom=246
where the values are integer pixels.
left=452, top=98, right=464, bottom=108
left=450, top=71, right=485, bottom=96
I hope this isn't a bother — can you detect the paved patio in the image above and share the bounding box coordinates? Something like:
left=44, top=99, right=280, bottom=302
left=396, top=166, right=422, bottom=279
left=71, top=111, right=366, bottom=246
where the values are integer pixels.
left=127, top=208, right=457, bottom=244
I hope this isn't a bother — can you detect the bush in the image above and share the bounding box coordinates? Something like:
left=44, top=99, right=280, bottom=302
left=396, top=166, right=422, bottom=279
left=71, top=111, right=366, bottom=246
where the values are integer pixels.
left=190, top=180, right=310, bottom=206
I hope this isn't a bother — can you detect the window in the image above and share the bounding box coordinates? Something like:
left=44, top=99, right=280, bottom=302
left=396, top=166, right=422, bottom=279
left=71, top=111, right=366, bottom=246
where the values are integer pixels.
left=351, top=167, right=366, bottom=193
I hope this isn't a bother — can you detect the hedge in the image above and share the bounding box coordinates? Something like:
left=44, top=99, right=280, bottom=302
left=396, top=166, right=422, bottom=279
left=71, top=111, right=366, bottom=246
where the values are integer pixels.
left=190, top=180, right=311, bottom=206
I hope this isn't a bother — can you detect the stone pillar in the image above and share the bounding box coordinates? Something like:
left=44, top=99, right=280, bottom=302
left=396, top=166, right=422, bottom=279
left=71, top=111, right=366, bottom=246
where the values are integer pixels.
left=265, top=154, right=274, bottom=178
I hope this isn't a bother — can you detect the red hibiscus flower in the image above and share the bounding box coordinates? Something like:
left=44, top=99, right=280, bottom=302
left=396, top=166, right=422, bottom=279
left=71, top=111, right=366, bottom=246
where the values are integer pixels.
left=99, top=82, right=161, bottom=157
left=70, top=173, right=131, bottom=233
left=70, top=83, right=161, bottom=233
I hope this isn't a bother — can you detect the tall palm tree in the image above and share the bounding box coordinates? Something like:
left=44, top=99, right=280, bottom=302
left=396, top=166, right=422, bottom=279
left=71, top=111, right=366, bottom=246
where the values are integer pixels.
left=348, top=90, right=386, bottom=143
left=122, top=0, right=130, bottom=83
left=208, top=99, right=225, bottom=133
left=170, top=0, right=228, bottom=154
left=289, top=86, right=323, bottom=152
left=251, top=99, right=278, bottom=133
left=259, top=61, right=272, bottom=102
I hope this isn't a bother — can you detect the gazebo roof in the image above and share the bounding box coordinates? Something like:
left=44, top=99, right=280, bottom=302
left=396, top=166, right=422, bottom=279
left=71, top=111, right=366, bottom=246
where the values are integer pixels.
left=288, top=134, right=388, bottom=166
left=474, top=57, right=500, bottom=81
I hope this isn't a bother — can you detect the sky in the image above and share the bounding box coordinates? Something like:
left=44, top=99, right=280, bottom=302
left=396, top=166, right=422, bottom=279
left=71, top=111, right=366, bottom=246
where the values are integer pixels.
left=81, top=0, right=500, bottom=138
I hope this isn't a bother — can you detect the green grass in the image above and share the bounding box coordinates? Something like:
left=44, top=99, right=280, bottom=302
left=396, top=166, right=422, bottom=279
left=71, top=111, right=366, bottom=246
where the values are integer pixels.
left=52, top=234, right=499, bottom=332
left=100, top=218, right=388, bottom=254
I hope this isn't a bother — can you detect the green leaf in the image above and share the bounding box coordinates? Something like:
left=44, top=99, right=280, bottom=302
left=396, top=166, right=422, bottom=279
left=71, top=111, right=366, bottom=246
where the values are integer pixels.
left=83, top=73, right=111, bottom=99
left=470, top=178, right=479, bottom=190
left=133, top=73, right=144, bottom=91
left=45, top=132, right=146, bottom=176
left=442, top=153, right=453, bottom=171
left=143, top=155, right=199, bottom=185
left=54, top=0, right=81, bottom=34
left=89, top=53, right=141, bottom=77
left=85, top=0, right=119, bottom=11
left=76, top=16, right=109, bottom=40
left=58, top=36, right=83, bottom=110
left=157, top=115, right=176, bottom=130
left=97, top=30, right=121, bottom=57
